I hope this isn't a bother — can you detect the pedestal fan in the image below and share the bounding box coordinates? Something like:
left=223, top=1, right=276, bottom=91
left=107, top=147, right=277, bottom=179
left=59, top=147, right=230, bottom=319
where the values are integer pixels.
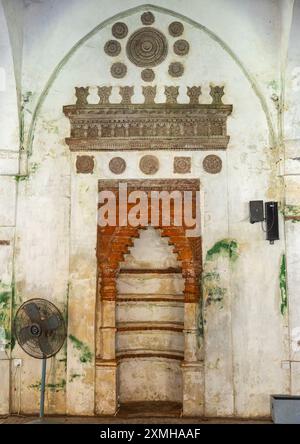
left=14, top=298, right=66, bottom=423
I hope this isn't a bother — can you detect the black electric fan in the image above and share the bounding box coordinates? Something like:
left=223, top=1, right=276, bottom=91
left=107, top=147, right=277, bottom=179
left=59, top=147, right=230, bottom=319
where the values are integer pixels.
left=14, top=298, right=66, bottom=423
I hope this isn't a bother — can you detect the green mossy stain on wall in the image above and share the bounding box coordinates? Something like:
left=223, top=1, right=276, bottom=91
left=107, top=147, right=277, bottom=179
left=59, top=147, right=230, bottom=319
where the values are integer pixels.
left=0, top=288, right=14, bottom=351
left=279, top=254, right=288, bottom=316
left=69, top=334, right=92, bottom=363
left=29, top=379, right=66, bottom=392
left=206, top=239, right=239, bottom=262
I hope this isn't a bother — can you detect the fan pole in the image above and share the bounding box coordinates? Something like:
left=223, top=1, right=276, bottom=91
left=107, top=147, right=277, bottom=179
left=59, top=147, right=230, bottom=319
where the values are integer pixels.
left=40, top=358, right=47, bottom=418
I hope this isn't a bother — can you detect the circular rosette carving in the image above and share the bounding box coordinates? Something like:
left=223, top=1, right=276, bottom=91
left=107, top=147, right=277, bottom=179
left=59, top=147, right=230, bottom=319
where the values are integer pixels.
left=168, top=21, right=184, bottom=37
left=112, top=22, right=128, bottom=39
left=76, top=155, right=94, bottom=174
left=141, top=11, right=155, bottom=25
left=104, top=40, right=121, bottom=56
left=202, top=155, right=222, bottom=174
left=126, top=27, right=168, bottom=67
left=168, top=62, right=184, bottom=77
left=173, top=157, right=191, bottom=174
left=110, top=62, right=127, bottom=78
left=139, top=155, right=159, bottom=175
left=141, top=68, right=155, bottom=82
left=173, top=39, right=189, bottom=56
left=109, top=157, right=126, bottom=174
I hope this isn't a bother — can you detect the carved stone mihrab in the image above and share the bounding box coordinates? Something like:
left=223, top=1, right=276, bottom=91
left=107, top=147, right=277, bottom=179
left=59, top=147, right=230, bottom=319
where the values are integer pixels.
left=111, top=62, right=127, bottom=78
left=168, top=21, right=184, bottom=37
left=126, top=27, right=168, bottom=67
left=109, top=157, right=126, bottom=174
left=202, top=154, right=222, bottom=174
left=104, top=40, right=121, bottom=56
left=187, top=86, right=201, bottom=104
left=75, top=87, right=89, bottom=106
left=97, top=86, right=112, bottom=104
left=141, top=11, right=155, bottom=25
left=112, top=22, right=128, bottom=39
left=165, top=86, right=179, bottom=104
left=76, top=155, right=94, bottom=174
left=210, top=85, right=224, bottom=105
left=119, top=86, right=134, bottom=104
left=173, top=39, right=189, bottom=56
left=168, top=62, right=184, bottom=77
left=139, top=155, right=159, bottom=174
left=141, top=68, right=155, bottom=82
left=174, top=157, right=191, bottom=174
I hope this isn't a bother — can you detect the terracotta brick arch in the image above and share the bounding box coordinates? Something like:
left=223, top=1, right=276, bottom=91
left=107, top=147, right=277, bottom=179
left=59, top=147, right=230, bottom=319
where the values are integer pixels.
left=97, top=224, right=201, bottom=303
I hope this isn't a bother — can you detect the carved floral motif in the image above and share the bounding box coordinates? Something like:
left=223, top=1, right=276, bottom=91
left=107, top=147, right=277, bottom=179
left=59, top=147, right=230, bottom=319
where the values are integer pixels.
left=210, top=85, right=225, bottom=105
left=139, top=155, right=159, bottom=174
left=111, top=62, right=127, bottom=78
left=174, top=157, right=191, bottom=173
left=76, top=155, right=94, bottom=174
left=112, top=22, right=128, bottom=39
left=202, top=154, right=222, bottom=174
left=142, top=86, right=157, bottom=104
left=165, top=86, right=179, bottom=104
left=168, top=21, right=184, bottom=37
left=109, top=157, right=126, bottom=174
left=119, top=86, right=134, bottom=104
left=97, top=86, right=112, bottom=104
left=75, top=87, right=89, bottom=106
left=187, top=86, right=201, bottom=104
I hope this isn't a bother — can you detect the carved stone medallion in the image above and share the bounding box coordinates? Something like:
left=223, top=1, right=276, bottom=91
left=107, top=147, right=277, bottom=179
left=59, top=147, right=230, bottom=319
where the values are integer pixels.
left=174, top=157, right=191, bottom=174
left=141, top=68, right=155, bottom=82
left=111, top=62, right=127, bottom=78
left=142, top=86, right=156, bottom=104
left=168, top=62, right=184, bottom=77
left=139, top=155, right=159, bottom=174
left=165, top=86, right=179, bottom=104
left=76, top=155, right=94, bottom=174
left=168, top=21, right=184, bottom=37
left=104, top=40, right=121, bottom=56
left=126, top=27, right=168, bottom=67
left=202, top=155, right=222, bottom=174
left=174, top=39, right=189, bottom=56
left=109, top=157, right=126, bottom=174
left=112, top=22, right=128, bottom=39
left=141, top=11, right=155, bottom=25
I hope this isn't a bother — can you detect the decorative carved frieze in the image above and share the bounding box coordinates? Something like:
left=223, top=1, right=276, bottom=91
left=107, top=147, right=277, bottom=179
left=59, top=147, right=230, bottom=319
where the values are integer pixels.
left=202, top=154, right=222, bottom=174
left=64, top=87, right=232, bottom=152
left=174, top=157, right=191, bottom=174
left=126, top=27, right=168, bottom=68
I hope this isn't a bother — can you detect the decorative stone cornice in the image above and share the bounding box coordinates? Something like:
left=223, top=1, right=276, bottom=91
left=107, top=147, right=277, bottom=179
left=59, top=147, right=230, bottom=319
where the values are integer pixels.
left=63, top=97, right=232, bottom=152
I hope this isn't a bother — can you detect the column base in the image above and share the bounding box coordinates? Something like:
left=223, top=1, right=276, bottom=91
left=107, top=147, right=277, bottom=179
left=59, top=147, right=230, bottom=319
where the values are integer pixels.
left=95, top=359, right=118, bottom=415
left=181, top=361, right=204, bottom=417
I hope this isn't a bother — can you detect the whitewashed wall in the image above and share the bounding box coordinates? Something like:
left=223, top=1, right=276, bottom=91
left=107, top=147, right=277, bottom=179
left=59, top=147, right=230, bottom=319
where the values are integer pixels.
left=0, top=0, right=299, bottom=417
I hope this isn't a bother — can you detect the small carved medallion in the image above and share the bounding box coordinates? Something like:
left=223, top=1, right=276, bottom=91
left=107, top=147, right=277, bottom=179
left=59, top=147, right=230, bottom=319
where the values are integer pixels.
left=111, top=62, right=127, bottom=78
left=139, top=155, right=159, bottom=174
left=142, top=86, right=157, bottom=104
left=168, top=62, right=184, bottom=77
left=203, top=155, right=222, bottom=174
left=126, top=27, right=168, bottom=67
left=97, top=86, right=112, bottom=104
left=112, top=22, right=128, bottom=39
left=187, top=86, right=201, bottom=104
left=109, top=157, right=126, bottom=174
left=165, top=86, right=179, bottom=104
left=168, top=21, right=184, bottom=37
left=210, top=85, right=225, bottom=105
left=104, top=40, right=121, bottom=56
left=119, top=86, right=134, bottom=104
left=173, top=39, right=189, bottom=56
left=174, top=157, right=191, bottom=174
left=76, top=155, right=94, bottom=174
left=75, top=87, right=89, bottom=106
left=141, top=68, right=155, bottom=82
left=141, top=11, right=155, bottom=25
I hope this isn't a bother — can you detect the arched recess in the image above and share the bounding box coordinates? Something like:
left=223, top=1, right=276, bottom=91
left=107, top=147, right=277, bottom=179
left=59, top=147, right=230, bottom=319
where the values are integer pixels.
left=95, top=178, right=203, bottom=416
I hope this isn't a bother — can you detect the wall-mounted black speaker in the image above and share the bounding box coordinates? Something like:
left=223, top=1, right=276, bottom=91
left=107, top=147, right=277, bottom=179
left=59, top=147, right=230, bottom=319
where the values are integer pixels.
left=265, top=201, right=279, bottom=243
